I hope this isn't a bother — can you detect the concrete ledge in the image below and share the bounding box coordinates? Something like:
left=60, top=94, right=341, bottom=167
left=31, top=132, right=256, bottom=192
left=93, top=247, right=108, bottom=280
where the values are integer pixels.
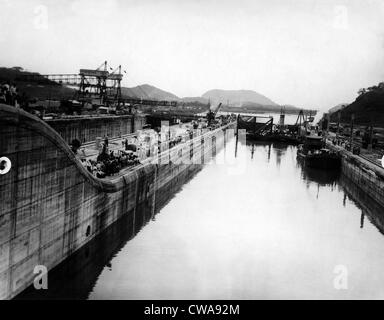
left=0, top=104, right=132, bottom=193
left=327, top=141, right=384, bottom=207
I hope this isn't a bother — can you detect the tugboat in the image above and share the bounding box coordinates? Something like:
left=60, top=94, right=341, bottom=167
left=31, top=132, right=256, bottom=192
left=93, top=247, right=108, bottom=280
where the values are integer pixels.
left=297, top=135, right=341, bottom=169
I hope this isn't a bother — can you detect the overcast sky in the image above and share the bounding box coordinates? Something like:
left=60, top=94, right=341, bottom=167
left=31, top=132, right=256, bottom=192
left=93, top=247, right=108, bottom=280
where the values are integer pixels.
left=1, top=0, right=383, bottom=110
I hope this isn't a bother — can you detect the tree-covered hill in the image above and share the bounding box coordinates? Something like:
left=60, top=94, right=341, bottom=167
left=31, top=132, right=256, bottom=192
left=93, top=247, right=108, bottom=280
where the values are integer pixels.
left=330, top=82, right=384, bottom=127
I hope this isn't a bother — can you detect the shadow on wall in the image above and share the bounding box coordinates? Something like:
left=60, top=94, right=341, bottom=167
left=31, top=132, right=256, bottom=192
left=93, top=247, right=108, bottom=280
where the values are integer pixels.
left=14, top=164, right=202, bottom=300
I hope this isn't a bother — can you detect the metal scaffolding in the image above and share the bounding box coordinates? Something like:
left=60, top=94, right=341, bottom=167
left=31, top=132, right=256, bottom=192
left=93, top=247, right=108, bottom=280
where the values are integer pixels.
left=19, top=61, right=123, bottom=106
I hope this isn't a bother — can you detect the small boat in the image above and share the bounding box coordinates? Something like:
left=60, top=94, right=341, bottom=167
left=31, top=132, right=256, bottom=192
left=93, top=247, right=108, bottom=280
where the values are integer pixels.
left=297, top=136, right=341, bottom=169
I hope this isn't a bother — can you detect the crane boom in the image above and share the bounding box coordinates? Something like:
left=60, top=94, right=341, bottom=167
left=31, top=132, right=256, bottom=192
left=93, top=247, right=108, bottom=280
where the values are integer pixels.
left=213, top=102, right=223, bottom=116
left=207, top=102, right=223, bottom=126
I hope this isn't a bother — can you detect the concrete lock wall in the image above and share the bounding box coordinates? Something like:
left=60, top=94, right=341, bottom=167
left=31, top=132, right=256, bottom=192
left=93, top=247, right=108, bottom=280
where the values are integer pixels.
left=339, top=174, right=384, bottom=232
left=46, top=115, right=146, bottom=144
left=327, top=143, right=384, bottom=208
left=341, top=157, right=384, bottom=208
left=0, top=104, right=231, bottom=299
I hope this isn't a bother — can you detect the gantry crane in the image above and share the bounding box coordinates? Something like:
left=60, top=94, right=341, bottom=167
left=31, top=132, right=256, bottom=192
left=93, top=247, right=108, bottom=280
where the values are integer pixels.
left=19, top=61, right=123, bottom=106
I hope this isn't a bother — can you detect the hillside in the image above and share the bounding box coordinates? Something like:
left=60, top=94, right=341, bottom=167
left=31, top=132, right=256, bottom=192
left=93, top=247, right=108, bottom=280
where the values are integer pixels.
left=328, top=103, right=348, bottom=114
left=329, top=83, right=384, bottom=127
left=0, top=67, right=76, bottom=100
left=181, top=96, right=209, bottom=104
left=0, top=68, right=180, bottom=102
left=221, top=103, right=313, bottom=115
left=121, top=84, right=179, bottom=101
left=1, top=67, right=312, bottom=114
left=202, top=89, right=278, bottom=107
left=242, top=102, right=301, bottom=112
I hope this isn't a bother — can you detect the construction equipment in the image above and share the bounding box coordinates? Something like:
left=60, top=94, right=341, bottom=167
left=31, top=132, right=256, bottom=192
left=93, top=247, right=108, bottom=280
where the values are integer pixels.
left=206, top=103, right=223, bottom=126
left=19, top=61, right=123, bottom=107
left=237, top=114, right=274, bottom=137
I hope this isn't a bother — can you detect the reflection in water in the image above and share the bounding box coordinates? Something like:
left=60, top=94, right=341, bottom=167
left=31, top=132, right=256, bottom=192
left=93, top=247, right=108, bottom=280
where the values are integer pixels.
left=16, top=210, right=139, bottom=300
left=245, top=141, right=289, bottom=167
left=16, top=167, right=201, bottom=300
left=267, top=142, right=271, bottom=162
left=17, top=139, right=384, bottom=299
left=298, top=162, right=340, bottom=187
left=272, top=143, right=288, bottom=168
left=338, top=174, right=384, bottom=235
left=297, top=153, right=384, bottom=235
left=343, top=193, right=347, bottom=207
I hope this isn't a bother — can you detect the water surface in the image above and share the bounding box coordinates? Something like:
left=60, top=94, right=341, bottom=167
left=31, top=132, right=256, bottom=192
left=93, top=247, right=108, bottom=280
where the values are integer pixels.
left=18, top=138, right=384, bottom=299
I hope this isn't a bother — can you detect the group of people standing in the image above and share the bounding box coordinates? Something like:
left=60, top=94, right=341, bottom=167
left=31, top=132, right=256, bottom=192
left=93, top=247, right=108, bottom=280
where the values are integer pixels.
left=0, top=82, right=18, bottom=106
